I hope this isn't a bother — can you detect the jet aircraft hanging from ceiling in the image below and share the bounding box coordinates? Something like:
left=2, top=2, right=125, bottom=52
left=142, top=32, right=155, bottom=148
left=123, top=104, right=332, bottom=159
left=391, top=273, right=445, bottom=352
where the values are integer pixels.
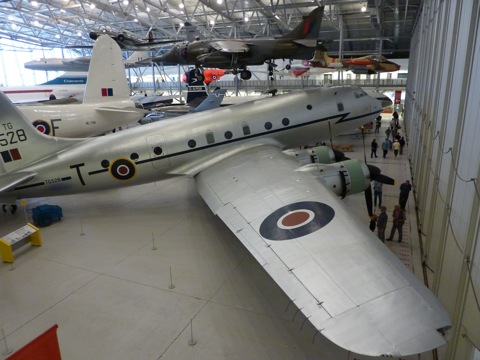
left=23, top=50, right=151, bottom=73
left=83, top=29, right=182, bottom=51
left=0, top=83, right=450, bottom=357
left=309, top=46, right=401, bottom=74
left=152, top=6, right=325, bottom=81
left=17, top=35, right=146, bottom=138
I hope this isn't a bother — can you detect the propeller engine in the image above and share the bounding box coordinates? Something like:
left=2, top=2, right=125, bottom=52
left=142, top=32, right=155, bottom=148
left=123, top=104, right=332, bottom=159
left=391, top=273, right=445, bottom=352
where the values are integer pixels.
left=298, top=159, right=394, bottom=199
left=284, top=145, right=346, bottom=165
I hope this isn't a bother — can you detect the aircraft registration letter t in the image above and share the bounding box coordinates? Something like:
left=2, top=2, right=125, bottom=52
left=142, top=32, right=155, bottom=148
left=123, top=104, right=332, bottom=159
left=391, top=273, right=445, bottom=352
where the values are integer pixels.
left=70, top=163, right=86, bottom=185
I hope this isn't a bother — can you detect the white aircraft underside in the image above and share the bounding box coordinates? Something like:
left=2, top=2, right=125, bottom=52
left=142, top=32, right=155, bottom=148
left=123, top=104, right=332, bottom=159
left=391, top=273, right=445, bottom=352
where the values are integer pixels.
left=0, top=85, right=451, bottom=356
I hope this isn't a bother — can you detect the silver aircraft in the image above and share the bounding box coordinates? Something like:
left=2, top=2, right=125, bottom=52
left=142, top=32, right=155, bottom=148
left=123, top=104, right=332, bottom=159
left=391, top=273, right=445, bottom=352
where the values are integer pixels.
left=0, top=86, right=450, bottom=357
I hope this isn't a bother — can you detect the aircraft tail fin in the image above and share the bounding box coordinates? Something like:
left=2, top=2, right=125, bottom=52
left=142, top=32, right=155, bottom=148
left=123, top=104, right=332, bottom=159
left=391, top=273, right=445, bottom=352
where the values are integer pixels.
left=281, top=6, right=324, bottom=40
left=191, top=89, right=226, bottom=113
left=0, top=93, right=82, bottom=177
left=185, top=69, right=208, bottom=105
left=83, top=35, right=131, bottom=104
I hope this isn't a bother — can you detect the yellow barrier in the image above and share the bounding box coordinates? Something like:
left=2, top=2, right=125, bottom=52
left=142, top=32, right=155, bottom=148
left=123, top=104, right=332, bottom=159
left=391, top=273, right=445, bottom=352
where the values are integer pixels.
left=0, top=223, right=42, bottom=263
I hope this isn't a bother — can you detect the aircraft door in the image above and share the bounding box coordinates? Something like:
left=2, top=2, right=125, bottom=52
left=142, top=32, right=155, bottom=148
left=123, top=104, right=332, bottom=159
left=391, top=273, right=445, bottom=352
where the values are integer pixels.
left=146, top=134, right=170, bottom=169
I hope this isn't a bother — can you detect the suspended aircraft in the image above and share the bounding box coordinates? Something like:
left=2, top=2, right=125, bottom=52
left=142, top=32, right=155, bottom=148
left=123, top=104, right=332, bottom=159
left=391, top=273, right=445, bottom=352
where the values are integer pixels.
left=0, top=73, right=87, bottom=104
left=17, top=35, right=146, bottom=138
left=153, top=6, right=325, bottom=81
left=182, top=69, right=228, bottom=85
left=86, top=29, right=181, bottom=51
left=23, top=50, right=151, bottom=72
left=0, top=83, right=450, bottom=357
left=309, top=46, right=401, bottom=74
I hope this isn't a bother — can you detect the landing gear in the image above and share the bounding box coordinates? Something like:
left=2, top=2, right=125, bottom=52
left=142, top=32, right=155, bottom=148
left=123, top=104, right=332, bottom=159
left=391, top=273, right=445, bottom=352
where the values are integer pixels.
left=268, top=64, right=274, bottom=77
left=2, top=204, right=17, bottom=214
left=240, top=69, right=252, bottom=80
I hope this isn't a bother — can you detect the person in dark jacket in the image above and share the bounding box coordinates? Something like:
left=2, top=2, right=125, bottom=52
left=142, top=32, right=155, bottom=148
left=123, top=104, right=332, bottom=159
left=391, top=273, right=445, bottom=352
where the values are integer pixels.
left=399, top=180, right=412, bottom=210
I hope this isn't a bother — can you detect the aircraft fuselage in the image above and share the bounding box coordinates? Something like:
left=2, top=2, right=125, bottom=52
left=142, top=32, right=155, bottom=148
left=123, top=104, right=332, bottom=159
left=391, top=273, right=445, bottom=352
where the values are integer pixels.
left=2, top=87, right=381, bottom=201
left=160, top=39, right=317, bottom=69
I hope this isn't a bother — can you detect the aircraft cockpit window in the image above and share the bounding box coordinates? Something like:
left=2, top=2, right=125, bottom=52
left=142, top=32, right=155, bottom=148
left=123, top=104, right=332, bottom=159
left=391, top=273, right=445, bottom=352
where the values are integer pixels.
left=354, top=89, right=367, bottom=98
left=337, top=102, right=345, bottom=112
left=206, top=131, right=215, bottom=144
left=242, top=123, right=251, bottom=136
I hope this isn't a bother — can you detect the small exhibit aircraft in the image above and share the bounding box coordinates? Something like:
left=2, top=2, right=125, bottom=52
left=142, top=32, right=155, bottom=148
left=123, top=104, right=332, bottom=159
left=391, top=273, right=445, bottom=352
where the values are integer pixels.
left=87, top=28, right=181, bottom=51
left=17, top=35, right=146, bottom=138
left=0, top=73, right=87, bottom=104
left=309, top=46, right=401, bottom=74
left=0, top=83, right=450, bottom=356
left=153, top=6, right=325, bottom=81
left=182, top=69, right=228, bottom=85
left=141, top=89, right=227, bottom=123
left=23, top=50, right=151, bottom=72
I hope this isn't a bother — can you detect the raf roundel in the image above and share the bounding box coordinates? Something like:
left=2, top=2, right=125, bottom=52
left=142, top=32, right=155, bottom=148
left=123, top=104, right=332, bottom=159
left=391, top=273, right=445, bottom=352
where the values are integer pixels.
left=259, top=201, right=335, bottom=241
left=32, top=120, right=51, bottom=135
left=110, top=158, right=136, bottom=181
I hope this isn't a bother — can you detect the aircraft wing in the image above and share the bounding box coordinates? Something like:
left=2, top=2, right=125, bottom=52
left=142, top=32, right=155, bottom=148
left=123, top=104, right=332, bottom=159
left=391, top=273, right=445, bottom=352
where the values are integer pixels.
left=0, top=171, right=37, bottom=193
left=210, top=40, right=249, bottom=53
left=195, top=145, right=451, bottom=357
left=95, top=106, right=148, bottom=115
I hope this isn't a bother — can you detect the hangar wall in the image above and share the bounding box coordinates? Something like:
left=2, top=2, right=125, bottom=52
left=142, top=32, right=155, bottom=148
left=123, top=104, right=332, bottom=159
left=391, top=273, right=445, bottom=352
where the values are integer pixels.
left=405, top=0, right=480, bottom=359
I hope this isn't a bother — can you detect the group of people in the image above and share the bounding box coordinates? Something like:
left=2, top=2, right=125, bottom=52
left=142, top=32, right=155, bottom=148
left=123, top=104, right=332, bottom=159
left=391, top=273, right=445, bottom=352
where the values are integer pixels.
left=367, top=113, right=413, bottom=242
left=369, top=180, right=412, bottom=243
left=371, top=112, right=406, bottom=159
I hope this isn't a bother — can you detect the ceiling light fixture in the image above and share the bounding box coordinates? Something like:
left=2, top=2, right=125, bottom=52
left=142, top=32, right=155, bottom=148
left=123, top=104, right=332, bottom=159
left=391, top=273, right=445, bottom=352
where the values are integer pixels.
left=361, top=5, right=367, bottom=12
left=179, top=3, right=184, bottom=9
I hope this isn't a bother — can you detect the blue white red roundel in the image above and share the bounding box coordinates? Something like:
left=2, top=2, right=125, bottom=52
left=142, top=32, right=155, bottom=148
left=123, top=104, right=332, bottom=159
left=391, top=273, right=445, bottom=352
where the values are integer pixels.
left=259, top=201, right=335, bottom=241
left=110, top=158, right=136, bottom=181
left=32, top=120, right=51, bottom=135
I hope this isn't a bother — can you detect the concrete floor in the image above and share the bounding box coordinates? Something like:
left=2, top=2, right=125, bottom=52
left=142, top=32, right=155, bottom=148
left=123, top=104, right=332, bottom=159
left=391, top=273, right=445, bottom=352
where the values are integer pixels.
left=0, top=115, right=445, bottom=360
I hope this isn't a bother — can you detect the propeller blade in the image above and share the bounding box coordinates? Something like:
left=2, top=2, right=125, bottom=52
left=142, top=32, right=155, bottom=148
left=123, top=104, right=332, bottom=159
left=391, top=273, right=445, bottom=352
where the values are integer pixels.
left=333, top=149, right=349, bottom=162
left=367, top=164, right=395, bottom=185
left=365, top=183, right=373, bottom=216
left=372, top=174, right=396, bottom=186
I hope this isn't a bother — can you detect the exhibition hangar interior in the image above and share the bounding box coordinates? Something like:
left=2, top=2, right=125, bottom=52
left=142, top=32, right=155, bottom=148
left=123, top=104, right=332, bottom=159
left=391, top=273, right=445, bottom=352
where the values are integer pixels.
left=0, top=1, right=479, bottom=360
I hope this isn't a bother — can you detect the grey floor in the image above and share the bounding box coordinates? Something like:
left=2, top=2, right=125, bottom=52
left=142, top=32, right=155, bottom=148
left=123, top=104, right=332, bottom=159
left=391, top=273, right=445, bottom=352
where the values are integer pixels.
left=0, top=115, right=443, bottom=360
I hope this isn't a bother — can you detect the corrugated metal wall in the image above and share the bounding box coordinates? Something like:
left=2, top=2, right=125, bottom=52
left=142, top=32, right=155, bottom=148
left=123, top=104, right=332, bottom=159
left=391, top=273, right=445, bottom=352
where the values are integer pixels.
left=405, top=1, right=480, bottom=359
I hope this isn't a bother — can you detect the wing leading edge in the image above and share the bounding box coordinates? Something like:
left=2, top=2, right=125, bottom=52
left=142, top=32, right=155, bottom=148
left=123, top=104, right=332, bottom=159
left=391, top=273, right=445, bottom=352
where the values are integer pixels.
left=195, top=145, right=451, bottom=357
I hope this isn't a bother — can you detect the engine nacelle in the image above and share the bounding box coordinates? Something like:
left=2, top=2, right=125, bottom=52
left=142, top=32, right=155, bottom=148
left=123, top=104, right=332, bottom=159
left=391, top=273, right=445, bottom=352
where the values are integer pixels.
left=284, top=146, right=336, bottom=165
left=298, top=159, right=371, bottom=198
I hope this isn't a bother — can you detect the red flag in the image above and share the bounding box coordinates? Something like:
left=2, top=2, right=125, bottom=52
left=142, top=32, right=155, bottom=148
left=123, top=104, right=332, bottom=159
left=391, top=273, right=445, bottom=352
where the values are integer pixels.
left=6, top=324, right=62, bottom=360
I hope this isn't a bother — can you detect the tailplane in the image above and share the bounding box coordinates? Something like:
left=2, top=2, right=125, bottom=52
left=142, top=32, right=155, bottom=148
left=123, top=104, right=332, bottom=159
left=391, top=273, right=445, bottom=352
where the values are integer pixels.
left=0, top=93, right=81, bottom=177
left=83, top=35, right=131, bottom=104
left=281, top=6, right=324, bottom=40
left=191, top=89, right=226, bottom=113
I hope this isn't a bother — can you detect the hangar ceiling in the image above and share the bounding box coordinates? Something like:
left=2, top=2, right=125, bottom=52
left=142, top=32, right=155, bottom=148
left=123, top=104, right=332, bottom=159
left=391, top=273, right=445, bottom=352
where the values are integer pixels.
left=0, top=0, right=420, bottom=58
